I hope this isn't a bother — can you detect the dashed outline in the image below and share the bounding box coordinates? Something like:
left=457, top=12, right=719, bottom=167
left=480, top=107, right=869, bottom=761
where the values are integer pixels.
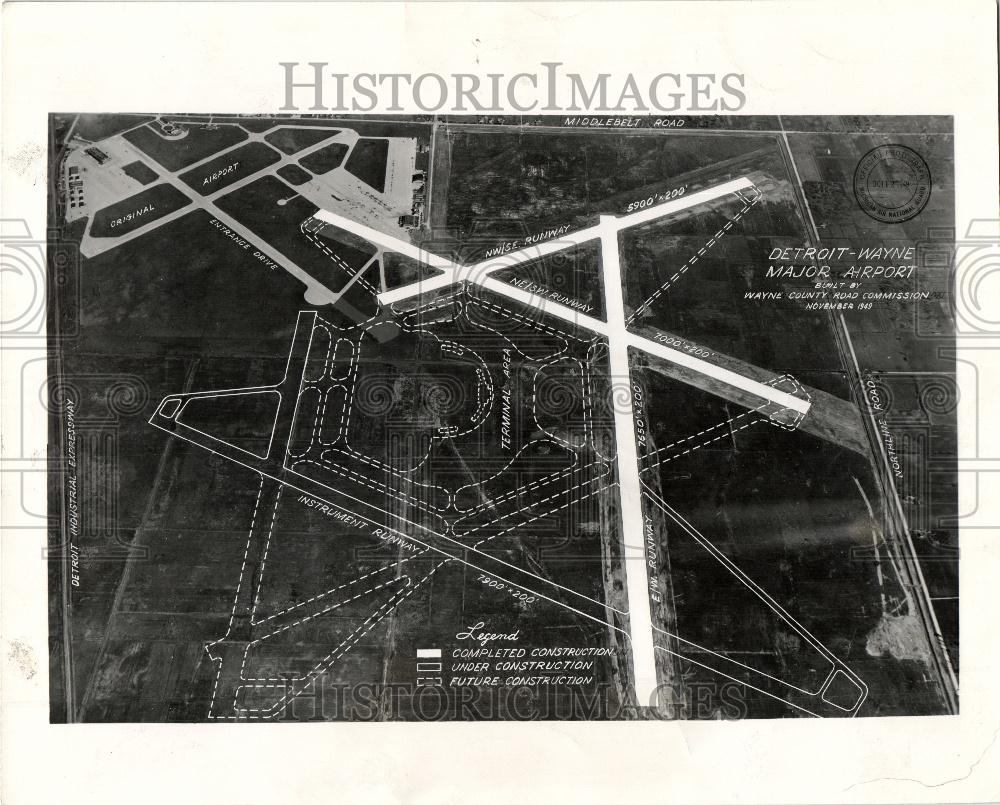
left=626, top=185, right=763, bottom=325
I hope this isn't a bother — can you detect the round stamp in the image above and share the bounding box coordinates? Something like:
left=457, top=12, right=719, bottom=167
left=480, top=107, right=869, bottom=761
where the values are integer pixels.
left=852, top=144, right=931, bottom=223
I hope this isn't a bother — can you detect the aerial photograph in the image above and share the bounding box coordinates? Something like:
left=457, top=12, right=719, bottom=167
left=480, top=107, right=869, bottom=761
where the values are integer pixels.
left=47, top=112, right=957, bottom=721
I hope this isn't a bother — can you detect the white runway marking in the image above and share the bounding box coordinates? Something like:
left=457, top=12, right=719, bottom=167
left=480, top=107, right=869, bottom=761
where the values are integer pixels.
left=598, top=220, right=659, bottom=706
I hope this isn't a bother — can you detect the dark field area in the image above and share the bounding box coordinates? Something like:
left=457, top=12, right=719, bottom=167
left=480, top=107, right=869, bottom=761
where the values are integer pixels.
left=215, top=176, right=378, bottom=303
left=442, top=129, right=777, bottom=240
left=264, top=126, right=338, bottom=155
left=123, top=123, right=248, bottom=172
left=179, top=141, right=281, bottom=195
left=637, top=365, right=949, bottom=717
left=121, top=160, right=158, bottom=185
left=50, top=207, right=336, bottom=720
left=77, top=209, right=315, bottom=352
left=176, top=390, right=280, bottom=458
left=277, top=164, right=313, bottom=186
left=299, top=142, right=349, bottom=175
left=619, top=192, right=851, bottom=400
left=76, top=454, right=266, bottom=721
left=90, top=183, right=192, bottom=238
left=382, top=251, right=442, bottom=289
left=344, top=137, right=389, bottom=191
left=494, top=239, right=606, bottom=319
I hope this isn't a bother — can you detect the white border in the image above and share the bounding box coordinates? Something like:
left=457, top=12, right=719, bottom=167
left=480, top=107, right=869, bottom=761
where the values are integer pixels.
left=2, top=2, right=999, bottom=804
